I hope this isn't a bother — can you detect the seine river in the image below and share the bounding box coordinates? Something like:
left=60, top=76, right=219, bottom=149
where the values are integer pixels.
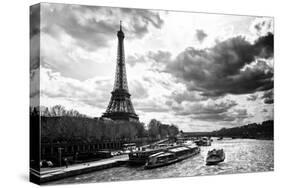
left=48, top=139, right=274, bottom=185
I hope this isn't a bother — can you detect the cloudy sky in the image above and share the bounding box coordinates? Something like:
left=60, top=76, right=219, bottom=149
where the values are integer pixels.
left=30, top=3, right=274, bottom=132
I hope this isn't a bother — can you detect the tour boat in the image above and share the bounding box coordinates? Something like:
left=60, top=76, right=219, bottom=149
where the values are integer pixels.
left=144, top=145, right=200, bottom=169
left=206, top=149, right=225, bottom=165
left=128, top=145, right=175, bottom=165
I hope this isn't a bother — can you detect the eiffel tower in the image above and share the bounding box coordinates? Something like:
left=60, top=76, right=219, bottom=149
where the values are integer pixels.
left=102, top=21, right=139, bottom=122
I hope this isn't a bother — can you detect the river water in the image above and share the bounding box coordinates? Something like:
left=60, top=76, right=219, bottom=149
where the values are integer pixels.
left=48, top=139, right=274, bottom=185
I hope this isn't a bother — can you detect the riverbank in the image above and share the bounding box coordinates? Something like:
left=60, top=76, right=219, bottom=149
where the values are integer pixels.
left=30, top=155, right=129, bottom=184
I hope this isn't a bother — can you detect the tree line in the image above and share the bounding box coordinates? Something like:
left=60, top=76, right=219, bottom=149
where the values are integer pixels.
left=41, top=105, right=87, bottom=117
left=147, top=119, right=179, bottom=139
left=211, top=120, right=273, bottom=139
left=30, top=106, right=179, bottom=144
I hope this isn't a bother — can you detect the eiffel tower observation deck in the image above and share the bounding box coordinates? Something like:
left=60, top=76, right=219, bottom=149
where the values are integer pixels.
left=102, top=21, right=139, bottom=122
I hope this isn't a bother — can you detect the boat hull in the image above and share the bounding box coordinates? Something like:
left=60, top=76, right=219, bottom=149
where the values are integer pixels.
left=145, top=148, right=200, bottom=169
left=206, top=158, right=224, bottom=165
left=129, top=146, right=180, bottom=165
left=128, top=148, right=166, bottom=165
left=206, top=153, right=225, bottom=165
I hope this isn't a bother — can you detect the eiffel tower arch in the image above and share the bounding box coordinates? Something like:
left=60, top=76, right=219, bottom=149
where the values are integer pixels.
left=102, top=21, right=139, bottom=122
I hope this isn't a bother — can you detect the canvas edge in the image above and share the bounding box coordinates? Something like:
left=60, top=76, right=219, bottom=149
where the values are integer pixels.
left=29, top=3, right=41, bottom=185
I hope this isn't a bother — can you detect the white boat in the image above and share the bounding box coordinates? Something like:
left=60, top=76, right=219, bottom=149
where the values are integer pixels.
left=206, top=149, right=225, bottom=165
left=144, top=145, right=200, bottom=169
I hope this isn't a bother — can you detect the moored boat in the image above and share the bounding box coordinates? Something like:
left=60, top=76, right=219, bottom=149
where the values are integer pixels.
left=128, top=143, right=179, bottom=165
left=206, top=149, right=225, bottom=165
left=128, top=147, right=165, bottom=165
left=144, top=145, right=200, bottom=169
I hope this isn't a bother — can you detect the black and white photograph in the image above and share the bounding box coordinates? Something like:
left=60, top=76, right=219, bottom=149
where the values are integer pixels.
left=29, top=2, right=274, bottom=185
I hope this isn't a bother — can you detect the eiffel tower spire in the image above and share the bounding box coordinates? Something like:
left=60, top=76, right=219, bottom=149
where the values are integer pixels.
left=102, top=21, right=139, bottom=122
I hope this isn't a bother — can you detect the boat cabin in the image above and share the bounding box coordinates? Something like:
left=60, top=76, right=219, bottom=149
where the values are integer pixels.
left=147, top=152, right=175, bottom=165
left=123, top=143, right=137, bottom=151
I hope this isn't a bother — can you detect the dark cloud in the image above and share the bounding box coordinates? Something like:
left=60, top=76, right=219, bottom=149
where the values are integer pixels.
left=247, top=94, right=258, bottom=101
left=167, top=33, right=274, bottom=97
left=261, top=89, right=273, bottom=104
left=30, top=4, right=40, bottom=38
left=254, top=33, right=274, bottom=58
left=195, top=29, right=208, bottom=43
left=169, top=90, right=208, bottom=103
left=190, top=113, right=236, bottom=122
left=41, top=3, right=164, bottom=51
left=179, top=105, right=250, bottom=123
left=176, top=100, right=237, bottom=116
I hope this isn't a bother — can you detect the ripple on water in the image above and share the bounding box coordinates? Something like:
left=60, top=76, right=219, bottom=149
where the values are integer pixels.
left=47, top=139, right=273, bottom=185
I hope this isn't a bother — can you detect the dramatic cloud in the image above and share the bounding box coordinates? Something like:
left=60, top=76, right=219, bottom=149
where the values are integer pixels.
left=41, top=3, right=164, bottom=51
left=36, top=3, right=274, bottom=131
left=168, top=90, right=208, bottom=103
left=167, top=33, right=273, bottom=97
left=39, top=3, right=164, bottom=81
left=190, top=113, right=236, bottom=122
left=254, top=33, right=274, bottom=58
left=195, top=29, right=208, bottom=43
left=176, top=100, right=237, bottom=116
left=261, top=89, right=273, bottom=104
left=173, top=99, right=252, bottom=124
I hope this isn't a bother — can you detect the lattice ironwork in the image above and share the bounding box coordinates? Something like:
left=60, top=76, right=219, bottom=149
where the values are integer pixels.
left=102, top=22, right=139, bottom=122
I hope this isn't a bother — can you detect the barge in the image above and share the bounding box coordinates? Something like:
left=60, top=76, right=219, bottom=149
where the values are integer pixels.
left=144, top=145, right=200, bottom=169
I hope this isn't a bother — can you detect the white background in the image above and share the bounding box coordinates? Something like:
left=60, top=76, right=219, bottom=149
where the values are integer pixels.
left=0, top=0, right=279, bottom=187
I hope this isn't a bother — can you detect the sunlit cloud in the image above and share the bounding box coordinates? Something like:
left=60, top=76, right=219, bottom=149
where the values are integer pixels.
left=32, top=3, right=274, bottom=131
